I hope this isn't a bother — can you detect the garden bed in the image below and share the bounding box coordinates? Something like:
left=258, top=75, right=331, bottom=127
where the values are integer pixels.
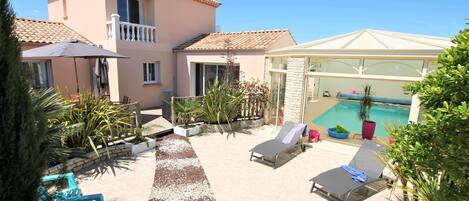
left=46, top=144, right=131, bottom=175
left=46, top=136, right=156, bottom=175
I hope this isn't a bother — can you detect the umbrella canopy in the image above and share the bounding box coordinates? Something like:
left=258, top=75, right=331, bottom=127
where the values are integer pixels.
left=22, top=40, right=128, bottom=59
left=21, top=40, right=127, bottom=93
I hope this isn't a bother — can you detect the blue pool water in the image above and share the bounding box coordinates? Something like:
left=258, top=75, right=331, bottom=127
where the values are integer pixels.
left=313, top=101, right=410, bottom=137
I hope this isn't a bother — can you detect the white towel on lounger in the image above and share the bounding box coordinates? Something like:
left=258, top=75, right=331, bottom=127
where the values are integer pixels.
left=281, top=123, right=305, bottom=144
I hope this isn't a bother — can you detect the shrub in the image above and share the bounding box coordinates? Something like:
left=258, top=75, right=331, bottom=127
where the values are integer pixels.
left=201, top=81, right=244, bottom=125
left=385, top=29, right=469, bottom=200
left=58, top=92, right=134, bottom=157
left=236, top=80, right=271, bottom=119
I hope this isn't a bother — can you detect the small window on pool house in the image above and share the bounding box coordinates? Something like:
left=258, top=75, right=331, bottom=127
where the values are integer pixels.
left=311, top=58, right=360, bottom=74
left=271, top=57, right=288, bottom=70
left=363, top=59, right=424, bottom=77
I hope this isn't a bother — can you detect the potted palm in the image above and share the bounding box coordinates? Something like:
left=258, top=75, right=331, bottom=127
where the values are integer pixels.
left=173, top=99, right=202, bottom=136
left=359, top=85, right=376, bottom=140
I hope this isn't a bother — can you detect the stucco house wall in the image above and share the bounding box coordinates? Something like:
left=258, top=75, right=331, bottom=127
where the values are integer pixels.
left=48, top=0, right=217, bottom=108
left=175, top=50, right=267, bottom=96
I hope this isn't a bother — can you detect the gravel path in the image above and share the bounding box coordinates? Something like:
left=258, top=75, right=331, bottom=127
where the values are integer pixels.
left=148, top=134, right=215, bottom=201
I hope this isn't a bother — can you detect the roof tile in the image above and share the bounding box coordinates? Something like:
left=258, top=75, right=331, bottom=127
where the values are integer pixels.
left=14, top=18, right=93, bottom=45
left=193, top=0, right=221, bottom=7
left=175, top=29, right=290, bottom=51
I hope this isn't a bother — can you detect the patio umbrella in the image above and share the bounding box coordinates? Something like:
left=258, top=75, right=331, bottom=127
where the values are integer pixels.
left=22, top=40, right=127, bottom=93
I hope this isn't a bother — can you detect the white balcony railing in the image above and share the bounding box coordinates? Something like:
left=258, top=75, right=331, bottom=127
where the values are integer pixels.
left=106, top=14, right=156, bottom=43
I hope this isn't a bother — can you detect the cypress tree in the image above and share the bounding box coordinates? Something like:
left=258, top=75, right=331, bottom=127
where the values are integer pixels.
left=0, top=0, right=48, bottom=200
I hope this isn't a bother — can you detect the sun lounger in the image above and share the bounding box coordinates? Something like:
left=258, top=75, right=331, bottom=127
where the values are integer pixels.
left=309, top=140, right=385, bottom=201
left=249, top=121, right=307, bottom=168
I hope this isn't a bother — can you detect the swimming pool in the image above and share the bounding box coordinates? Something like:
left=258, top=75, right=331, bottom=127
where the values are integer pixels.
left=313, top=101, right=410, bottom=137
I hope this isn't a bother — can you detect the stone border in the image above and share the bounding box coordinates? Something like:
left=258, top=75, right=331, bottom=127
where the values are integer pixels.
left=46, top=144, right=131, bottom=175
left=202, top=118, right=264, bottom=133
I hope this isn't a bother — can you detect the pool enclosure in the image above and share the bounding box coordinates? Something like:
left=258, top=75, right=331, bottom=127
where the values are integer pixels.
left=265, top=29, right=453, bottom=135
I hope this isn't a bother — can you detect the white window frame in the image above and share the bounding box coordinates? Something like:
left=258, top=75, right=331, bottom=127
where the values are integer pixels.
left=143, top=62, right=160, bottom=84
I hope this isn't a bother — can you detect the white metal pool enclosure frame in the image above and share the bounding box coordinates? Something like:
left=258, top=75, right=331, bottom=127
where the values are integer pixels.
left=265, top=29, right=453, bottom=126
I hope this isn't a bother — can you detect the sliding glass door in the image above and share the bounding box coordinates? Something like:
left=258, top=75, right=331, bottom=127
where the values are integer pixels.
left=195, top=63, right=239, bottom=96
left=270, top=72, right=286, bottom=126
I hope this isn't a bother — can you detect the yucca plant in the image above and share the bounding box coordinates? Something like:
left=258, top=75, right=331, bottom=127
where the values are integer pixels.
left=174, top=99, right=201, bottom=129
left=30, top=88, right=83, bottom=164
left=202, top=81, right=244, bottom=127
left=59, top=92, right=133, bottom=157
left=358, top=84, right=372, bottom=121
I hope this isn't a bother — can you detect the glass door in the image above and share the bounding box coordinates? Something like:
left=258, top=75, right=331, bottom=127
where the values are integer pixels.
left=270, top=72, right=286, bottom=126
left=204, top=64, right=217, bottom=90
left=195, top=64, right=239, bottom=96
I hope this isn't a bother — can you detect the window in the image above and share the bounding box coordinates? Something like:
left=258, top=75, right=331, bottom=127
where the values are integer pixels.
left=143, top=62, right=160, bottom=84
left=117, top=0, right=142, bottom=23
left=22, top=61, right=53, bottom=89
left=271, top=57, right=288, bottom=70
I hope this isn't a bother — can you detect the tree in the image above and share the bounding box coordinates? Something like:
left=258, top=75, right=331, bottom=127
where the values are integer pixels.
left=386, top=29, right=469, bottom=200
left=0, top=1, right=48, bottom=200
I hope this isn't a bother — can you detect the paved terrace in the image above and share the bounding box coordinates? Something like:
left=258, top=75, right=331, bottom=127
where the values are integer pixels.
left=77, top=125, right=398, bottom=201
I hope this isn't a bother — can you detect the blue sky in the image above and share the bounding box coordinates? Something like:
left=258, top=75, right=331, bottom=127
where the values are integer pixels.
left=11, top=0, right=469, bottom=43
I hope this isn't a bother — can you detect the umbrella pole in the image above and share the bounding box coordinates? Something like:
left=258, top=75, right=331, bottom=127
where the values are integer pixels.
left=73, top=57, right=80, bottom=93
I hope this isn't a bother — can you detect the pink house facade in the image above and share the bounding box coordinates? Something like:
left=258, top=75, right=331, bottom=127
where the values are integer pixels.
left=43, top=0, right=218, bottom=108
left=17, top=0, right=294, bottom=109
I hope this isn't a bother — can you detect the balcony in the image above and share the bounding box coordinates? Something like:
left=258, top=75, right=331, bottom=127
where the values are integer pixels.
left=106, top=14, right=156, bottom=43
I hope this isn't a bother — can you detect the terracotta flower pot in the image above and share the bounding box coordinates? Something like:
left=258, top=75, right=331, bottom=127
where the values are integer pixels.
left=362, top=120, right=376, bottom=140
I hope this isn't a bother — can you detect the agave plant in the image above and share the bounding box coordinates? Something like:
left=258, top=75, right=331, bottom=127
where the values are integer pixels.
left=58, top=92, right=133, bottom=157
left=174, top=99, right=201, bottom=129
left=202, top=81, right=244, bottom=127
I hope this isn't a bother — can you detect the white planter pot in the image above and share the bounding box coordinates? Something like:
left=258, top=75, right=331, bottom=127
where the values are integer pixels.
left=174, top=125, right=201, bottom=137
left=127, top=137, right=156, bottom=155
